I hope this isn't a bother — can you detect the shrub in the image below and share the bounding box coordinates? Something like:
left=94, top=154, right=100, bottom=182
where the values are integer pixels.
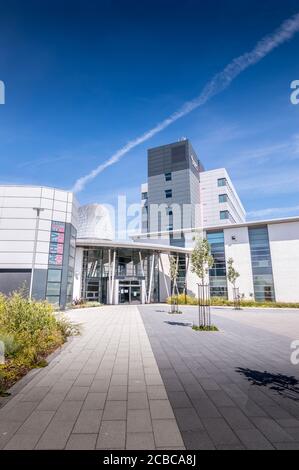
left=69, top=299, right=102, bottom=309
left=192, top=325, right=218, bottom=331
left=0, top=332, right=21, bottom=358
left=0, top=291, right=78, bottom=394
left=166, top=294, right=299, bottom=309
left=166, top=294, right=198, bottom=305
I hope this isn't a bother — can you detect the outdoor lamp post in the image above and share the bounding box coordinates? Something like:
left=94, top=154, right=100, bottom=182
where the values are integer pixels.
left=29, top=207, right=45, bottom=299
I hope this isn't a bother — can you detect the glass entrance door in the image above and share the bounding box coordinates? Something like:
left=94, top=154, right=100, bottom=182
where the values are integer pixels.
left=130, top=285, right=141, bottom=304
left=119, top=282, right=141, bottom=304
left=119, top=286, right=130, bottom=304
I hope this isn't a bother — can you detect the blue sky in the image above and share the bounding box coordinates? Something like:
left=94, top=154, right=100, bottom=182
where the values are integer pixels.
left=0, top=0, right=299, bottom=220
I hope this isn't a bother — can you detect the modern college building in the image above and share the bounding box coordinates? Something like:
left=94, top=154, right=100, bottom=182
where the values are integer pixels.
left=0, top=139, right=299, bottom=307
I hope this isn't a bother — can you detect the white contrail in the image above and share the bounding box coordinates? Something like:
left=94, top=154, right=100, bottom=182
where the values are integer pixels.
left=72, top=12, right=299, bottom=193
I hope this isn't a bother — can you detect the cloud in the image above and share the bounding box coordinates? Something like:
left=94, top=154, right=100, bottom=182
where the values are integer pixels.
left=71, top=12, right=299, bottom=193
left=247, top=205, right=299, bottom=218
left=18, top=155, right=72, bottom=169
left=235, top=168, right=299, bottom=195
left=294, top=134, right=299, bottom=154
left=228, top=134, right=299, bottom=169
left=197, top=124, right=244, bottom=146
left=81, top=185, right=141, bottom=205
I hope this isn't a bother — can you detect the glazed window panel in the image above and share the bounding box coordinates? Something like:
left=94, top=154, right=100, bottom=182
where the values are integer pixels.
left=219, top=194, right=228, bottom=203
left=46, top=283, right=61, bottom=296
left=47, top=269, right=62, bottom=282
left=248, top=226, right=275, bottom=302
left=206, top=230, right=228, bottom=298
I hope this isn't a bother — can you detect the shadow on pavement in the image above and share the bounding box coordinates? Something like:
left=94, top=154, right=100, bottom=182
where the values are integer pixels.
left=164, top=321, right=193, bottom=327
left=236, top=367, right=299, bottom=401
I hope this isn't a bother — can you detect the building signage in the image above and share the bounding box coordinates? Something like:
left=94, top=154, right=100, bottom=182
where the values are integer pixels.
left=48, top=221, right=66, bottom=266
left=50, top=232, right=65, bottom=243
left=51, top=221, right=65, bottom=233
left=49, top=243, right=64, bottom=255
left=49, top=254, right=63, bottom=266
left=190, top=153, right=199, bottom=172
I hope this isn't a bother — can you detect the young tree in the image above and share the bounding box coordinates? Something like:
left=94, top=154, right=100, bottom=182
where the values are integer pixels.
left=227, top=257, right=240, bottom=308
left=227, top=257, right=240, bottom=288
left=191, top=238, right=214, bottom=284
left=190, top=238, right=214, bottom=326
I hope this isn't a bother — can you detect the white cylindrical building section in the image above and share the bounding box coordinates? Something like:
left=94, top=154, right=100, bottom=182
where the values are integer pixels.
left=78, top=204, right=114, bottom=240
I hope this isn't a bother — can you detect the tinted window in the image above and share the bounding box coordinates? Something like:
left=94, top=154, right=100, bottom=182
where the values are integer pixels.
left=46, top=283, right=61, bottom=296
left=217, top=178, right=226, bottom=187
left=47, top=269, right=62, bottom=282
left=219, top=194, right=228, bottom=203
left=220, top=210, right=229, bottom=219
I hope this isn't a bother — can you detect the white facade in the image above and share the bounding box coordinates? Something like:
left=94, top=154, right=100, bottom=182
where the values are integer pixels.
left=0, top=186, right=77, bottom=270
left=140, top=167, right=246, bottom=233
left=0, top=185, right=78, bottom=307
left=181, top=218, right=299, bottom=303
left=268, top=221, right=299, bottom=302
left=223, top=226, right=254, bottom=300
left=200, top=168, right=246, bottom=227
left=133, top=217, right=299, bottom=303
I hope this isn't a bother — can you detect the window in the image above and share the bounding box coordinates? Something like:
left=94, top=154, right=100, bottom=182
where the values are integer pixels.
left=217, top=178, right=227, bottom=187
left=46, top=296, right=60, bottom=305
left=220, top=210, right=229, bottom=220
left=248, top=226, right=275, bottom=302
left=141, top=191, right=148, bottom=200
left=166, top=207, right=173, bottom=216
left=207, top=231, right=228, bottom=298
left=47, top=269, right=62, bottom=282
left=167, top=224, right=173, bottom=231
left=165, top=172, right=172, bottom=181
left=165, top=189, right=172, bottom=198
left=46, top=282, right=61, bottom=296
left=219, top=194, right=228, bottom=203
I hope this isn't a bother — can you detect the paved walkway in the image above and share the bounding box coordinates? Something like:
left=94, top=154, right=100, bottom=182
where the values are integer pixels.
left=139, top=305, right=299, bottom=450
left=1, top=304, right=299, bottom=450
left=210, top=306, right=299, bottom=340
left=0, top=306, right=184, bottom=450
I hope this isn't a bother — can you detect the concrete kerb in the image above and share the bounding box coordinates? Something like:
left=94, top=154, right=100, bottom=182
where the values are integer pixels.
left=0, top=335, right=75, bottom=410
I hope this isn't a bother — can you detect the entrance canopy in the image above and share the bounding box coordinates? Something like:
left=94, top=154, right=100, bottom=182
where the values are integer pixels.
left=76, top=238, right=190, bottom=254
left=76, top=238, right=190, bottom=305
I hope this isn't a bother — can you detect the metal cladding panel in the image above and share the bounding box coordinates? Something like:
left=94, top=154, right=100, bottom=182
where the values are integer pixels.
left=171, top=144, right=188, bottom=171
left=148, top=140, right=201, bottom=180
left=148, top=141, right=188, bottom=177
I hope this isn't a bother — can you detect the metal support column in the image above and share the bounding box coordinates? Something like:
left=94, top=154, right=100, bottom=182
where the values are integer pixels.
left=147, top=253, right=155, bottom=303
left=110, top=249, right=116, bottom=304
left=159, top=253, right=170, bottom=298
